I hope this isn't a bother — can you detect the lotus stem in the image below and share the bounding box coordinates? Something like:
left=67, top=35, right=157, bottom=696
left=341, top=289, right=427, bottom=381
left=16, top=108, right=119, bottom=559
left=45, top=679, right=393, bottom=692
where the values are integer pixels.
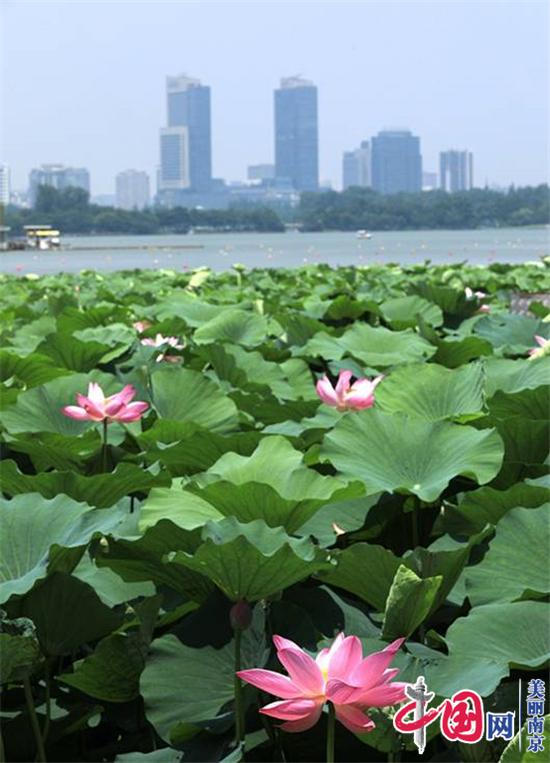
left=326, top=701, right=336, bottom=763
left=412, top=497, right=420, bottom=549
left=42, top=666, right=52, bottom=744
left=0, top=727, right=5, bottom=763
left=234, top=628, right=245, bottom=751
left=23, top=676, right=47, bottom=762
left=102, top=418, right=108, bottom=472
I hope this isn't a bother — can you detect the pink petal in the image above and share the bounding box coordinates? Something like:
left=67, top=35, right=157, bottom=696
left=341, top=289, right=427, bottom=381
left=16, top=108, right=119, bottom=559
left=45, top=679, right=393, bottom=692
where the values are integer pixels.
left=327, top=636, right=363, bottom=681
left=276, top=647, right=325, bottom=696
left=273, top=635, right=304, bottom=653
left=141, top=338, right=155, bottom=347
left=348, top=638, right=404, bottom=689
left=316, top=633, right=346, bottom=674
left=335, top=370, right=353, bottom=398
left=260, top=698, right=321, bottom=722
left=316, top=376, right=339, bottom=407
left=112, top=401, right=148, bottom=422
left=62, top=405, right=93, bottom=421
left=237, top=669, right=302, bottom=699
left=87, top=383, right=105, bottom=406
left=351, top=682, right=408, bottom=708
left=76, top=394, right=106, bottom=420
left=335, top=703, right=376, bottom=734
left=535, top=335, right=548, bottom=348
left=280, top=703, right=323, bottom=732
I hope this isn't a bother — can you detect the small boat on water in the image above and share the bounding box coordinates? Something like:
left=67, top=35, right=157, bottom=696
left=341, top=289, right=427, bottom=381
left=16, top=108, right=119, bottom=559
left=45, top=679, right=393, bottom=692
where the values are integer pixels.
left=356, top=230, right=372, bottom=240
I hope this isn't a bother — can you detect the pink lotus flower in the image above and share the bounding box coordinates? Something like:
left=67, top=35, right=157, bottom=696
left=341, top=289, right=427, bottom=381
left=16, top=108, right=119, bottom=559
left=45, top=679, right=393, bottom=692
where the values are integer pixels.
left=62, top=383, right=148, bottom=423
left=238, top=634, right=406, bottom=735
left=528, top=335, right=550, bottom=361
left=141, top=333, right=185, bottom=363
left=133, top=320, right=152, bottom=334
left=316, top=370, right=383, bottom=411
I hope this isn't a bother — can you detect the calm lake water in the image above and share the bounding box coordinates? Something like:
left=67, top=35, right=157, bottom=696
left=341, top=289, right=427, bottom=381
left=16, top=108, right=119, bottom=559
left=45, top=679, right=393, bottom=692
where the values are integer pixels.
left=1, top=227, right=548, bottom=275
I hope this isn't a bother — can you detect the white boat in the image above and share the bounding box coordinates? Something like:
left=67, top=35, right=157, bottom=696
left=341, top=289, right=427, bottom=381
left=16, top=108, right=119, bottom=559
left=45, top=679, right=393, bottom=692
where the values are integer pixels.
left=356, top=230, right=372, bottom=240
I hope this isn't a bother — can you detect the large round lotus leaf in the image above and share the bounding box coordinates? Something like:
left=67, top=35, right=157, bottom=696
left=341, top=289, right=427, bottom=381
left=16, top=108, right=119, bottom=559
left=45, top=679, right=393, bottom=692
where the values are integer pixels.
left=301, top=323, right=435, bottom=367
left=379, top=295, right=443, bottom=329
left=446, top=601, right=549, bottom=669
left=377, top=362, right=484, bottom=421
left=140, top=634, right=235, bottom=741
left=205, top=435, right=355, bottom=501
left=465, top=505, right=550, bottom=605
left=0, top=493, right=129, bottom=603
left=474, top=314, right=548, bottom=355
left=0, top=371, right=118, bottom=435
left=499, top=716, right=550, bottom=763
left=321, top=409, right=504, bottom=501
left=193, top=309, right=268, bottom=346
left=170, top=517, right=331, bottom=602
left=484, top=357, right=550, bottom=396
left=151, top=367, right=239, bottom=433
left=0, top=349, right=70, bottom=388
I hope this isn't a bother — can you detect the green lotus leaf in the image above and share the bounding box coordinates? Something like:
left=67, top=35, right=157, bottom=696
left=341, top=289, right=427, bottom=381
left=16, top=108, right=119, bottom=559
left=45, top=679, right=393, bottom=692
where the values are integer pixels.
left=382, top=566, right=442, bottom=639
left=0, top=493, right=129, bottom=603
left=440, top=479, right=549, bottom=535
left=140, top=634, right=235, bottom=741
left=321, top=409, right=504, bottom=501
left=465, top=505, right=550, bottom=605
left=16, top=572, right=123, bottom=656
left=60, top=631, right=146, bottom=702
left=377, top=362, right=485, bottom=421
left=151, top=366, right=239, bottom=433
left=193, top=309, right=268, bottom=346
left=379, top=295, right=443, bottom=329
left=499, top=715, right=550, bottom=763
left=0, top=461, right=170, bottom=508
left=485, top=356, right=550, bottom=396
left=474, top=314, right=548, bottom=355
left=170, top=517, right=330, bottom=602
left=446, top=601, right=550, bottom=669
left=0, top=349, right=70, bottom=387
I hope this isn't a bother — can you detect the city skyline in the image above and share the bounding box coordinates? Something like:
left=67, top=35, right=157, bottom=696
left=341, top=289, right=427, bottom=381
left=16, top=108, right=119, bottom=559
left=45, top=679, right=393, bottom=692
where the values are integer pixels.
left=1, top=2, right=548, bottom=193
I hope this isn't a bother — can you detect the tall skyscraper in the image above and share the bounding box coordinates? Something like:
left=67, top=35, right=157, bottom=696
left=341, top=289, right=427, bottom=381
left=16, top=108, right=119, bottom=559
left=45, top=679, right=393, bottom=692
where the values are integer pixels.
left=371, top=130, right=422, bottom=194
left=28, top=164, right=90, bottom=204
left=342, top=141, right=371, bottom=190
left=115, top=170, right=150, bottom=210
left=162, top=74, right=212, bottom=193
left=274, top=76, right=318, bottom=192
left=0, top=165, right=10, bottom=205
left=440, top=150, right=474, bottom=192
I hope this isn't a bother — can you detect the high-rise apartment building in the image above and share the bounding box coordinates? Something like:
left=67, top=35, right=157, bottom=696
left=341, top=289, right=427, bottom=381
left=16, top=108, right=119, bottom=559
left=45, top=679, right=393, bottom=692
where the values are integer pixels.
left=115, top=170, right=150, bottom=210
left=371, top=130, right=422, bottom=194
left=274, top=76, right=318, bottom=192
left=28, top=164, right=90, bottom=204
left=439, top=150, right=474, bottom=192
left=0, top=165, right=10, bottom=205
left=342, top=141, right=371, bottom=190
left=161, top=74, right=212, bottom=193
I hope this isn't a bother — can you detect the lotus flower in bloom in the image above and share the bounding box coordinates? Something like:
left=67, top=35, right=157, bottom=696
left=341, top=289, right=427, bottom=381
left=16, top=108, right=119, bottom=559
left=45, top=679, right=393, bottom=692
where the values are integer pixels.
left=141, top=333, right=184, bottom=363
left=237, top=634, right=406, bottom=734
left=316, top=370, right=383, bottom=411
left=528, top=335, right=550, bottom=361
left=62, top=383, right=148, bottom=422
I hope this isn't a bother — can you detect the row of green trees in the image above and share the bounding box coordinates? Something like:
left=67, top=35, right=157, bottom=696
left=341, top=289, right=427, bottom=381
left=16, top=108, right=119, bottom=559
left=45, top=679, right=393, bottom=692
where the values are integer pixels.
left=4, top=186, right=285, bottom=235
left=3, top=183, right=548, bottom=235
left=298, top=184, right=550, bottom=231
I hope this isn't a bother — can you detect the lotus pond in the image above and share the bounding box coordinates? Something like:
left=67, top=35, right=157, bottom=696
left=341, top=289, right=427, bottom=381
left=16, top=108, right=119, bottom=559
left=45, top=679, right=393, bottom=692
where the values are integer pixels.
left=0, top=261, right=549, bottom=763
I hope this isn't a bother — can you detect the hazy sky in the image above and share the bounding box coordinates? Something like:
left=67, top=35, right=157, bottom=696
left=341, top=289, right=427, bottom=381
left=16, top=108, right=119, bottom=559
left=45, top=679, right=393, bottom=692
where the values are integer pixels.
left=1, top=0, right=548, bottom=194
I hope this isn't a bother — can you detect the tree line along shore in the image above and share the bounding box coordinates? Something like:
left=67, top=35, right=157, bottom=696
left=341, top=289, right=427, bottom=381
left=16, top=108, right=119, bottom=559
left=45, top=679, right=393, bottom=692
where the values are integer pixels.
left=3, top=183, right=548, bottom=236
